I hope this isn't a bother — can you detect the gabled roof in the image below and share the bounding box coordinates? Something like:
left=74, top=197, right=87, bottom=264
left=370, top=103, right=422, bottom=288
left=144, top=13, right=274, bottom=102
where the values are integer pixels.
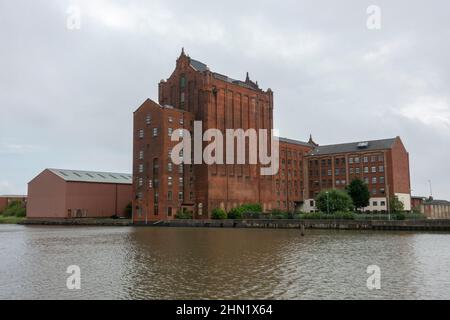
left=308, top=138, right=397, bottom=156
left=48, top=169, right=132, bottom=185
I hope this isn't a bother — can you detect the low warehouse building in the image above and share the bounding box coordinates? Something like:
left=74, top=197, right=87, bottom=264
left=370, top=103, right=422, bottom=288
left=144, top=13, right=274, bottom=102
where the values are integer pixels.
left=27, top=169, right=132, bottom=219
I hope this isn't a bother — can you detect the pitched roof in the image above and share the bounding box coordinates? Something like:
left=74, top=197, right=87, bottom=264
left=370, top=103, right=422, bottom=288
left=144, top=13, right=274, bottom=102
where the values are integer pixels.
left=190, top=59, right=208, bottom=72
left=308, top=138, right=397, bottom=156
left=48, top=169, right=132, bottom=185
left=188, top=57, right=261, bottom=91
left=278, top=137, right=314, bottom=148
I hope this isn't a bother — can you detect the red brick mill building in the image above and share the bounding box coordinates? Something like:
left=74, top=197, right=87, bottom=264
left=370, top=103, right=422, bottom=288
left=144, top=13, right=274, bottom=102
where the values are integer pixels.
left=132, top=50, right=411, bottom=223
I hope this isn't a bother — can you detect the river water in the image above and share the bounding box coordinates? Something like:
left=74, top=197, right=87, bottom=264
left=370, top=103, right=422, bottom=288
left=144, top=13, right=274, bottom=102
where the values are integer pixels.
left=0, top=225, right=449, bottom=300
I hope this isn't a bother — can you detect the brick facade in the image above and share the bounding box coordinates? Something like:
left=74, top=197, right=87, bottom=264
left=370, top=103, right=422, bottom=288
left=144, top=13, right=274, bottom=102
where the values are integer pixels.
left=132, top=51, right=412, bottom=221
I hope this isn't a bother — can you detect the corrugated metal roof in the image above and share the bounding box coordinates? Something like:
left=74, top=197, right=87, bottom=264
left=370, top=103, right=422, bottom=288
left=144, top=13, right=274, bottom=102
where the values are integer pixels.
left=0, top=195, right=27, bottom=198
left=48, top=169, right=132, bottom=184
left=308, top=138, right=397, bottom=156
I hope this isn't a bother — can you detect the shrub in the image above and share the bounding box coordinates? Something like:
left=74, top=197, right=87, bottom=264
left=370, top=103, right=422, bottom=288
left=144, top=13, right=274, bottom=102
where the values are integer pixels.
left=395, top=212, right=406, bottom=220
left=315, top=189, right=354, bottom=213
left=2, top=201, right=26, bottom=217
left=227, top=207, right=243, bottom=219
left=389, top=196, right=405, bottom=213
left=211, top=208, right=227, bottom=220
left=228, top=203, right=263, bottom=219
left=175, top=210, right=193, bottom=219
left=298, top=211, right=355, bottom=220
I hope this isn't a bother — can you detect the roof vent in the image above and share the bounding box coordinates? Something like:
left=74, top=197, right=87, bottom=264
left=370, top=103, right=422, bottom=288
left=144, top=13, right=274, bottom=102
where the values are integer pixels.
left=357, top=142, right=369, bottom=148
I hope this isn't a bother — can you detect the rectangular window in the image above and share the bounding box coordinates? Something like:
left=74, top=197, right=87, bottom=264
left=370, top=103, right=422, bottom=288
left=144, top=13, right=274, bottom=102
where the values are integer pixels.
left=371, top=156, right=377, bottom=162
left=378, top=155, right=384, bottom=162
left=168, top=176, right=173, bottom=186
left=371, top=166, right=376, bottom=173
left=364, top=177, right=369, bottom=184
left=380, top=176, right=385, bottom=184
left=363, top=157, right=369, bottom=163
left=148, top=179, right=153, bottom=189
left=327, top=169, right=332, bottom=176
left=138, top=164, right=144, bottom=173
left=380, top=188, right=385, bottom=194
left=146, top=114, right=151, bottom=125
left=138, top=129, right=144, bottom=139
left=355, top=157, right=360, bottom=164
left=335, top=168, right=340, bottom=175
left=153, top=128, right=158, bottom=137
left=138, top=177, right=143, bottom=187
left=168, top=128, right=173, bottom=136
left=179, top=165, right=184, bottom=174
left=180, top=76, right=186, bottom=88
left=349, top=157, right=354, bottom=164
left=179, top=118, right=184, bottom=125
left=178, top=192, right=183, bottom=201
left=381, top=201, right=386, bottom=206
left=168, top=191, right=173, bottom=200
left=168, top=163, right=173, bottom=172
left=350, top=168, right=354, bottom=174
left=168, top=116, right=173, bottom=123
left=372, top=188, right=377, bottom=195
left=364, top=167, right=369, bottom=173
left=180, top=92, right=185, bottom=103
left=372, top=177, right=377, bottom=184
left=190, top=192, right=194, bottom=201
left=168, top=207, right=173, bottom=217
left=355, top=168, right=360, bottom=174
left=379, top=166, right=384, bottom=173
left=373, top=201, right=378, bottom=206
left=139, top=150, right=144, bottom=160
left=179, top=177, right=184, bottom=186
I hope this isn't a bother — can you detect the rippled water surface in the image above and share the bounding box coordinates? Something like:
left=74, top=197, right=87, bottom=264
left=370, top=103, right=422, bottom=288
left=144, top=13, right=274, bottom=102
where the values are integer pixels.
left=1, top=225, right=450, bottom=299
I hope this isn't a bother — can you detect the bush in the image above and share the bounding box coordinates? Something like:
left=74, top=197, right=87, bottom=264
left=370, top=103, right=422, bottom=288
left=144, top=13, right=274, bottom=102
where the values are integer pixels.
left=175, top=210, right=193, bottom=219
left=2, top=201, right=26, bottom=217
left=315, top=189, right=354, bottom=213
left=228, top=203, right=263, bottom=219
left=211, top=208, right=227, bottom=220
left=389, top=196, right=405, bottom=213
left=298, top=211, right=355, bottom=220
left=227, top=207, right=243, bottom=219
left=395, top=212, right=406, bottom=220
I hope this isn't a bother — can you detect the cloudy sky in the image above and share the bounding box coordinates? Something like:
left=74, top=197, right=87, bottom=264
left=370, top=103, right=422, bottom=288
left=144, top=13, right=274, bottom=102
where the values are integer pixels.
left=1, top=0, right=449, bottom=199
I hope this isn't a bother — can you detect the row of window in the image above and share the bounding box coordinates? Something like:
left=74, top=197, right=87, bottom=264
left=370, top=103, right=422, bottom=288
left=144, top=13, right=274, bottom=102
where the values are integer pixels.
left=310, top=166, right=385, bottom=177
left=136, top=191, right=193, bottom=202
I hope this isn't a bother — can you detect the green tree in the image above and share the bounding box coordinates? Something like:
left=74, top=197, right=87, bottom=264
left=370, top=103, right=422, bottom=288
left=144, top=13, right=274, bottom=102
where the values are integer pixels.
left=2, top=201, right=26, bottom=217
left=315, top=189, right=353, bottom=213
left=389, top=196, right=404, bottom=213
left=346, top=178, right=370, bottom=210
left=211, top=208, right=227, bottom=219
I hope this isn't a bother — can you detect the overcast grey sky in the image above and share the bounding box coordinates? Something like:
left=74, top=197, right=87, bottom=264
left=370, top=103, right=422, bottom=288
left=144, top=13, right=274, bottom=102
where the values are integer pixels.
left=1, top=0, right=449, bottom=199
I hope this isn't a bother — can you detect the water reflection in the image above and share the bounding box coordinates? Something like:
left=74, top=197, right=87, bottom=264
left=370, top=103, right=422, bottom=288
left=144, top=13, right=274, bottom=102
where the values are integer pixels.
left=0, top=225, right=449, bottom=299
